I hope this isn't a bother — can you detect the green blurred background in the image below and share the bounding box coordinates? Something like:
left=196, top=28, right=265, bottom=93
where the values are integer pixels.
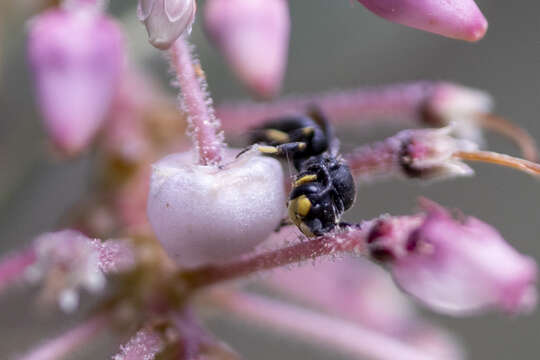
left=0, top=0, right=538, bottom=358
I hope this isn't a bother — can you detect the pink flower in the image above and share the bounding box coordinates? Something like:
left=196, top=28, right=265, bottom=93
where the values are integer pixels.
left=27, top=7, right=124, bottom=155
left=368, top=201, right=537, bottom=315
left=204, top=0, right=290, bottom=98
left=138, top=0, right=196, bottom=50
left=358, top=0, right=488, bottom=42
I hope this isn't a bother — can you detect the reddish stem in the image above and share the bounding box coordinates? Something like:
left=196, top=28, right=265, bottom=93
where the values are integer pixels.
left=344, top=137, right=401, bottom=179
left=216, top=81, right=439, bottom=133
left=181, top=225, right=371, bottom=289
left=170, top=36, right=224, bottom=166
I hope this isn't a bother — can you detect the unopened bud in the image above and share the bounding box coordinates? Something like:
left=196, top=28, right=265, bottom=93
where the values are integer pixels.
left=27, top=7, right=124, bottom=155
left=204, top=0, right=290, bottom=98
left=138, top=0, right=196, bottom=50
left=358, top=0, right=488, bottom=42
left=368, top=200, right=537, bottom=315
left=147, top=149, right=286, bottom=268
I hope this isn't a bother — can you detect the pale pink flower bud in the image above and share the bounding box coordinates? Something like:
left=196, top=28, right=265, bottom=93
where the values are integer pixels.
left=368, top=201, right=537, bottom=315
left=204, top=0, right=290, bottom=98
left=358, top=0, right=488, bottom=42
left=147, top=149, right=286, bottom=268
left=27, top=7, right=124, bottom=155
left=138, top=0, right=197, bottom=50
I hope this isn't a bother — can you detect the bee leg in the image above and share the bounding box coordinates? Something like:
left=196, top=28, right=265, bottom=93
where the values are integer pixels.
left=256, top=142, right=307, bottom=157
left=274, top=217, right=293, bottom=232
left=301, top=218, right=324, bottom=237
left=235, top=145, right=256, bottom=158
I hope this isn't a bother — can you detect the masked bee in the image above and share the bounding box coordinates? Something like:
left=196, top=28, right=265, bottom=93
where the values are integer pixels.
left=246, top=108, right=356, bottom=237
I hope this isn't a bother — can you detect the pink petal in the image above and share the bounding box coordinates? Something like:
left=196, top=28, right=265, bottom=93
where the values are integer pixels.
left=358, top=0, right=488, bottom=41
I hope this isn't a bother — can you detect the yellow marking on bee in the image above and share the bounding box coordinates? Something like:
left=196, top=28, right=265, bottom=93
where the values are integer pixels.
left=298, top=142, right=307, bottom=150
left=302, top=127, right=315, bottom=136
left=294, top=174, right=317, bottom=187
left=265, top=129, right=290, bottom=143
left=257, top=145, right=279, bottom=154
left=289, top=194, right=312, bottom=218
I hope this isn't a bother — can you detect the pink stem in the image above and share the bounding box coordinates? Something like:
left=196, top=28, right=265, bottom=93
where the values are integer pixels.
left=113, top=327, right=164, bottom=360
left=209, top=289, right=434, bottom=360
left=18, top=313, right=109, bottom=360
left=344, top=136, right=402, bottom=179
left=217, top=81, right=439, bottom=134
left=0, top=247, right=37, bottom=293
left=170, top=36, right=224, bottom=166
left=181, top=224, right=372, bottom=288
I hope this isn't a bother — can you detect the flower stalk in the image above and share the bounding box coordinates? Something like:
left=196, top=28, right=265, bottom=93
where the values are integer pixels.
left=18, top=313, right=109, bottom=360
left=169, top=36, right=224, bottom=166
left=207, top=289, right=435, bottom=360
left=180, top=224, right=373, bottom=289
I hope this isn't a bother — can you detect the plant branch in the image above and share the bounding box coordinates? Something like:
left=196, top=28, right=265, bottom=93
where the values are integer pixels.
left=180, top=225, right=372, bottom=289
left=207, top=289, right=434, bottom=360
left=170, top=36, right=224, bottom=166
left=18, top=313, right=109, bottom=360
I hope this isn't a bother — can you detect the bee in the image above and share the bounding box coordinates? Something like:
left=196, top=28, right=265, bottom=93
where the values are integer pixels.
left=246, top=108, right=356, bottom=237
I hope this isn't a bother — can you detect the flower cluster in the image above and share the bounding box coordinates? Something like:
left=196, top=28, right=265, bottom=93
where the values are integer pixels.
left=1, top=0, right=539, bottom=359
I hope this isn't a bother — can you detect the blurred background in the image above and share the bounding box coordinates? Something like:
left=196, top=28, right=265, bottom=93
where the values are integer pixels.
left=0, top=0, right=538, bottom=358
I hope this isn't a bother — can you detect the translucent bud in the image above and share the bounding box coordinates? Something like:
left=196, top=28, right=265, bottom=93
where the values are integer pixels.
left=147, top=149, right=286, bottom=268
left=138, top=0, right=197, bottom=50
left=204, top=0, right=290, bottom=98
left=358, top=0, right=488, bottom=42
left=27, top=8, right=124, bottom=155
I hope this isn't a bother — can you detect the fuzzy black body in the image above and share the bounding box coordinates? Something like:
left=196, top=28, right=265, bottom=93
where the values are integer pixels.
left=250, top=109, right=356, bottom=237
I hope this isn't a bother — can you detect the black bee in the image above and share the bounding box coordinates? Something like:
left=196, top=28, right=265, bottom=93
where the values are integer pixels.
left=247, top=108, right=356, bottom=237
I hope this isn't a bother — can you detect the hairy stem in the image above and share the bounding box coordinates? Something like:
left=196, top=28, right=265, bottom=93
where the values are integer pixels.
left=181, top=225, right=371, bottom=289
left=217, top=81, right=436, bottom=133
left=208, top=289, right=434, bottom=360
left=18, top=313, right=109, bottom=360
left=170, top=36, right=224, bottom=166
left=113, top=327, right=164, bottom=360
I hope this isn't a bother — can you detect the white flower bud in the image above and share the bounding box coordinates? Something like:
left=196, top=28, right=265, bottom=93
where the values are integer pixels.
left=138, top=0, right=196, bottom=50
left=147, top=149, right=286, bottom=268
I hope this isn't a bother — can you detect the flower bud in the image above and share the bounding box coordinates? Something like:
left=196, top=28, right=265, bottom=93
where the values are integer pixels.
left=138, top=0, right=196, bottom=50
left=204, top=0, right=290, bottom=98
left=147, top=149, right=286, bottom=268
left=421, top=83, right=493, bottom=145
left=27, top=8, right=124, bottom=155
left=368, top=201, right=537, bottom=315
left=358, top=0, right=488, bottom=42
left=396, top=127, right=478, bottom=180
